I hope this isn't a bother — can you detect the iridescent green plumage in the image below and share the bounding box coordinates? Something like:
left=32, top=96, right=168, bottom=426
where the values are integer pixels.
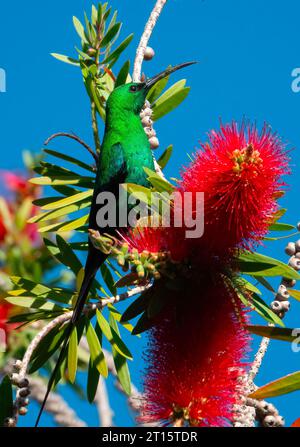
left=36, top=62, right=195, bottom=426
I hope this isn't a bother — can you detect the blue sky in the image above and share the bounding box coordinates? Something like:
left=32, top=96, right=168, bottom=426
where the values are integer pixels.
left=1, top=0, right=300, bottom=427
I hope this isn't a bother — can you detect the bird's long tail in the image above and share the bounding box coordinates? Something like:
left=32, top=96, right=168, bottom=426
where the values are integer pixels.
left=35, top=248, right=106, bottom=427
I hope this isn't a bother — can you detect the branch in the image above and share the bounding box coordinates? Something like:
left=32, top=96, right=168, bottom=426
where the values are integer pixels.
left=29, top=377, right=86, bottom=427
left=91, top=101, right=101, bottom=155
left=44, top=132, right=98, bottom=163
left=233, top=235, right=299, bottom=427
left=133, top=0, right=168, bottom=82
left=95, top=376, right=114, bottom=427
left=1, top=361, right=85, bottom=427
left=8, top=284, right=151, bottom=425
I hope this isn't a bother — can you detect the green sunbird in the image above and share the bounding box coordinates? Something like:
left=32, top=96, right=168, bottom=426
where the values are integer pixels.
left=35, top=61, right=195, bottom=426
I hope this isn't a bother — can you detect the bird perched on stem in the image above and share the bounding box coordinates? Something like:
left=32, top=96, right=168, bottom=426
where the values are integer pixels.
left=35, top=61, right=196, bottom=426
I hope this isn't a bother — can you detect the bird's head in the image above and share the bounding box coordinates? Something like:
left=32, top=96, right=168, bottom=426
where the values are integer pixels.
left=106, top=61, right=196, bottom=115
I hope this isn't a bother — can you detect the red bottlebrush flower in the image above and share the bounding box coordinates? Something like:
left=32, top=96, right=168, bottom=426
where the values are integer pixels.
left=0, top=302, right=13, bottom=339
left=180, top=122, right=289, bottom=254
left=2, top=172, right=28, bottom=195
left=140, top=280, right=249, bottom=427
left=0, top=218, right=6, bottom=242
left=123, top=225, right=188, bottom=263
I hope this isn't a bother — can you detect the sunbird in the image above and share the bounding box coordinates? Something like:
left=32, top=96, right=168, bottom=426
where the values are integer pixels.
left=35, top=61, right=195, bottom=426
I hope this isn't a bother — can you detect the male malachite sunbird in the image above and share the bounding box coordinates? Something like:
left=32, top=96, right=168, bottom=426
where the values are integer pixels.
left=35, top=61, right=195, bottom=426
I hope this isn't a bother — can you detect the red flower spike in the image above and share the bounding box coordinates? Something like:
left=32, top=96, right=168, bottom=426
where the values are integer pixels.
left=180, top=122, right=289, bottom=254
left=140, top=281, right=250, bottom=427
left=0, top=218, right=6, bottom=243
left=122, top=225, right=188, bottom=263
left=0, top=302, right=13, bottom=339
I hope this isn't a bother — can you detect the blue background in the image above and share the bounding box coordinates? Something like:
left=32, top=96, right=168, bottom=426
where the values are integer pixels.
left=1, top=0, right=300, bottom=427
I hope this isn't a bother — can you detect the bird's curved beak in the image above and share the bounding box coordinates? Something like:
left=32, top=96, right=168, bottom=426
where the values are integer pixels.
left=145, top=61, right=197, bottom=91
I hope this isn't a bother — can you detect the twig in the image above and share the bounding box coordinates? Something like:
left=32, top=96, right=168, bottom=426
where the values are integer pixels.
left=233, top=236, right=299, bottom=427
left=79, top=340, right=144, bottom=419
left=95, top=376, right=114, bottom=427
left=133, top=0, right=168, bottom=82
left=29, top=377, right=86, bottom=427
left=44, top=132, right=98, bottom=163
left=91, top=101, right=101, bottom=155
left=86, top=284, right=152, bottom=312
left=14, top=285, right=150, bottom=390
left=1, top=361, right=85, bottom=427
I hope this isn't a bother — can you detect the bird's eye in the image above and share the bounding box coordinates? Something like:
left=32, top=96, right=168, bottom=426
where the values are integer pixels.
left=129, top=85, right=138, bottom=92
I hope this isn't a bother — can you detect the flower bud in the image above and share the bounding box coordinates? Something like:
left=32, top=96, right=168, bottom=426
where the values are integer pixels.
left=144, top=46, right=155, bottom=61
left=285, top=242, right=296, bottom=256
left=289, top=256, right=300, bottom=271
left=19, top=387, right=31, bottom=397
left=87, top=48, right=97, bottom=56
left=149, top=137, right=159, bottom=149
left=19, top=407, right=28, bottom=416
left=262, top=415, right=276, bottom=427
left=142, top=116, right=152, bottom=127
left=13, top=360, right=23, bottom=370
left=4, top=417, right=16, bottom=427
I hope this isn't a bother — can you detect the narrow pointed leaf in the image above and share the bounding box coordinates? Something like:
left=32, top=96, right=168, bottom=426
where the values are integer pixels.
left=51, top=53, right=79, bottom=66
left=0, top=376, right=13, bottom=426
left=44, top=149, right=94, bottom=173
left=109, top=313, right=131, bottom=395
left=96, top=310, right=132, bottom=359
left=158, top=145, right=173, bottom=169
left=87, top=358, right=100, bottom=403
left=86, top=320, right=108, bottom=377
left=249, top=371, right=300, bottom=399
left=247, top=325, right=299, bottom=343
left=68, top=327, right=78, bottom=383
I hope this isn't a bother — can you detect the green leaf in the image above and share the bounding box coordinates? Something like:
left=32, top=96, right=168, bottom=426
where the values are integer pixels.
left=109, top=313, right=131, bottom=395
left=29, top=200, right=91, bottom=224
left=29, top=324, right=69, bottom=373
left=115, top=60, right=130, bottom=88
left=158, top=145, right=173, bottom=169
left=68, top=327, right=78, bottom=383
left=101, top=23, right=121, bottom=48
left=121, top=289, right=151, bottom=322
left=56, top=235, right=82, bottom=275
left=9, top=276, right=51, bottom=296
left=29, top=175, right=93, bottom=188
left=253, top=276, right=275, bottom=293
left=237, top=291, right=284, bottom=327
left=5, top=296, right=63, bottom=312
left=0, top=376, right=13, bottom=426
left=250, top=371, right=300, bottom=399
left=73, top=16, right=88, bottom=42
left=87, top=358, right=100, bottom=403
left=104, top=34, right=134, bottom=66
left=132, top=311, right=156, bottom=335
left=147, top=76, right=169, bottom=104
left=152, top=80, right=190, bottom=120
left=86, top=320, right=108, bottom=377
left=100, top=263, right=116, bottom=296
left=108, top=305, right=137, bottom=336
left=289, top=289, right=300, bottom=302
left=51, top=53, right=79, bottom=66
left=247, top=325, right=299, bottom=343
left=44, top=149, right=94, bottom=173
left=38, top=214, right=89, bottom=233
left=269, top=223, right=295, bottom=231
left=238, top=251, right=300, bottom=280
left=147, top=176, right=175, bottom=194
left=96, top=310, right=132, bottom=360
left=239, top=278, right=262, bottom=295
left=15, top=197, right=32, bottom=230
